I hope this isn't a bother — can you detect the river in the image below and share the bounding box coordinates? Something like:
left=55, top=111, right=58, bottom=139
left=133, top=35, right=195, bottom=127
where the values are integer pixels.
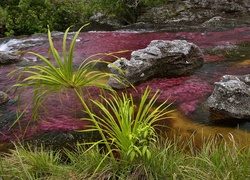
left=1, top=27, right=250, bottom=148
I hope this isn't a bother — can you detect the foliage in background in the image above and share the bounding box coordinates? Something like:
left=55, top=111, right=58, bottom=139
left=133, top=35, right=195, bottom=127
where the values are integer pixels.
left=0, top=7, right=7, bottom=27
left=0, top=0, right=167, bottom=36
left=1, top=0, right=91, bottom=36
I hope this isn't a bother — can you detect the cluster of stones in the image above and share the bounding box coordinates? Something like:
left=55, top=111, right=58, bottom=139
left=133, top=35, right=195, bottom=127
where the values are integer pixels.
left=108, top=40, right=250, bottom=123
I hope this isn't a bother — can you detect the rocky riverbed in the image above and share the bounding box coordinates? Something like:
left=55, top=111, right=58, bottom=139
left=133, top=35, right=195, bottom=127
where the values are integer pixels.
left=1, top=0, right=250, bottom=150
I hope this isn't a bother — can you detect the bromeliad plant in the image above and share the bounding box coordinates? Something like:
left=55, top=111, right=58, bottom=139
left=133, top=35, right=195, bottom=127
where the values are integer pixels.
left=11, top=23, right=124, bottom=120
left=84, top=87, right=174, bottom=162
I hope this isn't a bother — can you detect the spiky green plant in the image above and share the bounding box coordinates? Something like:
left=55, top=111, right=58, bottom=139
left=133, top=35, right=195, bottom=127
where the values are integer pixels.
left=83, top=87, right=174, bottom=162
left=10, top=24, right=126, bottom=163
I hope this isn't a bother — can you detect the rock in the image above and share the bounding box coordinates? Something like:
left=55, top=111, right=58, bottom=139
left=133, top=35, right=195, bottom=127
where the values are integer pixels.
left=0, top=91, right=10, bottom=105
left=207, top=74, right=250, bottom=121
left=135, top=0, right=250, bottom=31
left=0, top=51, right=22, bottom=64
left=108, top=40, right=204, bottom=89
left=89, top=12, right=120, bottom=30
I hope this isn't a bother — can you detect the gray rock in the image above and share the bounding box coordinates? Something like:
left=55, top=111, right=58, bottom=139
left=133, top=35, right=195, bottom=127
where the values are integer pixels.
left=136, top=0, right=250, bottom=31
left=108, top=40, right=204, bottom=89
left=0, top=51, right=22, bottom=64
left=207, top=74, right=250, bottom=120
left=0, top=91, right=10, bottom=105
left=89, top=12, right=120, bottom=28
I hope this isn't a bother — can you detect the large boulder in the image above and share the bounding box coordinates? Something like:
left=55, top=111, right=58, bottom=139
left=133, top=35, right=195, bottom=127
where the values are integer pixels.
left=0, top=51, right=22, bottom=64
left=108, top=40, right=204, bottom=89
left=207, top=74, right=250, bottom=121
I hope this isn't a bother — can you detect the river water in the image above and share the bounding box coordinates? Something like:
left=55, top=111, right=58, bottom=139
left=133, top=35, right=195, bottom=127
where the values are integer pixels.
left=1, top=27, right=250, bottom=147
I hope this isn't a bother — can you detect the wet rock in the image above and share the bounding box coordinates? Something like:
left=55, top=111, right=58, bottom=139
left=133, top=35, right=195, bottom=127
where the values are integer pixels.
left=0, top=91, right=10, bottom=105
left=207, top=74, right=250, bottom=121
left=0, top=51, right=22, bottom=64
left=108, top=40, right=204, bottom=89
left=135, top=0, right=250, bottom=31
left=88, top=12, right=120, bottom=30
left=188, top=0, right=250, bottom=13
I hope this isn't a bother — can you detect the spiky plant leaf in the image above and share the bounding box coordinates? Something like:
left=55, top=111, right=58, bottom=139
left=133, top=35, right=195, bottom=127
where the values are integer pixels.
left=82, top=86, right=174, bottom=162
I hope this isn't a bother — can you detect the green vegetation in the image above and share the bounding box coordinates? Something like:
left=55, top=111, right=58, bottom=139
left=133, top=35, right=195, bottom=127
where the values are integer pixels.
left=84, top=87, right=173, bottom=163
left=0, top=0, right=91, bottom=36
left=1, top=135, right=250, bottom=179
left=11, top=23, right=119, bottom=120
left=0, top=0, right=167, bottom=36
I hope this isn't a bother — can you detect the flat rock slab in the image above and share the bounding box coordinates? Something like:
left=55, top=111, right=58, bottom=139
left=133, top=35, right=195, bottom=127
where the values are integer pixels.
left=108, top=40, right=204, bottom=89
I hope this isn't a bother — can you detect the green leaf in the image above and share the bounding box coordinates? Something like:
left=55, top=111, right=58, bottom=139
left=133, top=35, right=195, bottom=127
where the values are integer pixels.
left=130, top=151, right=136, bottom=162
left=146, top=148, right=151, bottom=160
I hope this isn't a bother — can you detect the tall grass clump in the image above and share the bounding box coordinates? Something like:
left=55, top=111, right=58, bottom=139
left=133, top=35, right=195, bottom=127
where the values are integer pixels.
left=0, top=143, right=68, bottom=179
left=84, top=87, right=174, bottom=163
left=174, top=133, right=250, bottom=180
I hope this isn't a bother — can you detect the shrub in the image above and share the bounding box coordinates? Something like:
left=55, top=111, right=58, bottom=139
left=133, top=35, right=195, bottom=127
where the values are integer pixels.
left=2, top=0, right=91, bottom=36
left=1, top=0, right=168, bottom=36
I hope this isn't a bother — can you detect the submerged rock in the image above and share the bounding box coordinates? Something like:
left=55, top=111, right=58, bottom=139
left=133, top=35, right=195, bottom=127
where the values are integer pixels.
left=207, top=74, right=250, bottom=121
left=108, top=40, right=204, bottom=89
left=0, top=51, right=22, bottom=64
left=0, top=91, right=10, bottom=105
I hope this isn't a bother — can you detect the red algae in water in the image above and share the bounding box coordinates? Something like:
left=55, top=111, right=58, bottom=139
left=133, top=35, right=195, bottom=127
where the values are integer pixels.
left=131, top=77, right=213, bottom=115
left=25, top=27, right=250, bottom=63
left=2, top=27, right=250, bottom=143
left=38, top=115, right=88, bottom=131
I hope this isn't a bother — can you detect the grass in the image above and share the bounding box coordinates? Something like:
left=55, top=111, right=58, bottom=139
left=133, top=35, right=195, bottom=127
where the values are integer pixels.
left=0, top=134, right=250, bottom=179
